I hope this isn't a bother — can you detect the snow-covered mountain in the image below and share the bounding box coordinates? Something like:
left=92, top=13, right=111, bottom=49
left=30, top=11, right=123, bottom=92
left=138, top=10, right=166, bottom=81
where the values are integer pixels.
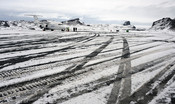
left=0, top=20, right=40, bottom=30
left=0, top=19, right=84, bottom=30
left=0, top=19, right=140, bottom=32
left=151, top=17, right=175, bottom=30
left=0, top=20, right=10, bottom=27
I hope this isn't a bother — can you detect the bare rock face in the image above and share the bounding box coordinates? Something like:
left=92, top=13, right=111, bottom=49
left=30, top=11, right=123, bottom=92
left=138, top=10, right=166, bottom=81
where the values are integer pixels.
left=151, top=17, right=175, bottom=30
left=0, top=20, right=10, bottom=27
left=123, top=21, right=131, bottom=26
left=121, top=21, right=136, bottom=30
left=62, top=18, right=84, bottom=25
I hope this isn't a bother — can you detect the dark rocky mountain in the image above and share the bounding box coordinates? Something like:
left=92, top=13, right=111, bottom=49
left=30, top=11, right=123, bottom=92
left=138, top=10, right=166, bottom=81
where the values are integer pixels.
left=0, top=20, right=10, bottom=27
left=62, top=18, right=84, bottom=25
left=121, top=21, right=136, bottom=30
left=151, top=17, right=175, bottom=30
left=123, top=21, right=131, bottom=26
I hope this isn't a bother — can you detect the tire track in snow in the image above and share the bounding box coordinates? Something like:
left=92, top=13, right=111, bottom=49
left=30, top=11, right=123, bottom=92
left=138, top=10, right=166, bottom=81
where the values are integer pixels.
left=107, top=37, right=131, bottom=104
left=36, top=53, right=175, bottom=104
left=0, top=36, right=86, bottom=49
left=18, top=36, right=114, bottom=104
left=119, top=60, right=175, bottom=104
left=68, top=36, right=114, bottom=72
left=0, top=37, right=162, bottom=81
left=31, top=35, right=175, bottom=104
left=0, top=36, right=113, bottom=82
left=0, top=36, right=114, bottom=104
left=0, top=35, right=96, bottom=69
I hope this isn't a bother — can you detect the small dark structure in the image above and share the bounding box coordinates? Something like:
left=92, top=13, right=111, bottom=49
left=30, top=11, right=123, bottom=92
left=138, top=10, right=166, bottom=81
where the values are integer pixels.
left=123, top=21, right=131, bottom=26
left=62, top=18, right=84, bottom=25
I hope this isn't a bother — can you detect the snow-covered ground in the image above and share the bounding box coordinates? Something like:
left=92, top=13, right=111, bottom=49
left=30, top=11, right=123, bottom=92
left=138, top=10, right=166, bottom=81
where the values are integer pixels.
left=0, top=27, right=175, bottom=104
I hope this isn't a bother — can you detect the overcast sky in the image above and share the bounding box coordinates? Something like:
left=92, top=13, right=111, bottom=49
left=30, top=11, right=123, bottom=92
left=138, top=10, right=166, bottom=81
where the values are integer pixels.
left=0, top=0, right=175, bottom=26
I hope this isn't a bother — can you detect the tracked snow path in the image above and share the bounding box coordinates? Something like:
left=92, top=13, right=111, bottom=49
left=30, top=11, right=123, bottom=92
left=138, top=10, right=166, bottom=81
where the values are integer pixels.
left=1, top=30, right=175, bottom=104
left=107, top=37, right=131, bottom=104
left=31, top=36, right=114, bottom=104
left=0, top=32, right=114, bottom=104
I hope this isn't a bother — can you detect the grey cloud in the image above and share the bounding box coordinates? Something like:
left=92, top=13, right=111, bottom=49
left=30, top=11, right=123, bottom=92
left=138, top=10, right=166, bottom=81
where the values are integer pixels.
left=0, top=0, right=174, bottom=26
left=123, top=4, right=175, bottom=21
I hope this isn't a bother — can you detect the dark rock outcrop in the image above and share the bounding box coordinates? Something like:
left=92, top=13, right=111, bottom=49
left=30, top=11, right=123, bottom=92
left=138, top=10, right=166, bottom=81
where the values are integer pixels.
left=151, top=17, right=175, bottom=30
left=62, top=18, right=84, bottom=25
left=0, top=20, right=10, bottom=27
left=123, top=21, right=130, bottom=26
left=121, top=21, right=136, bottom=30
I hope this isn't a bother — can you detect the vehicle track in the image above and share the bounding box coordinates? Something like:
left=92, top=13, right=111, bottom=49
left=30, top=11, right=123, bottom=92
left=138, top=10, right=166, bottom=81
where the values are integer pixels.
left=0, top=37, right=164, bottom=82
left=31, top=37, right=175, bottom=104
left=0, top=35, right=88, bottom=49
left=0, top=36, right=107, bottom=79
left=119, top=60, right=175, bottom=104
left=1, top=32, right=175, bottom=104
left=0, top=35, right=96, bottom=69
left=107, top=37, right=131, bottom=104
left=0, top=33, right=95, bottom=55
left=33, top=54, right=175, bottom=104
left=150, top=75, right=175, bottom=104
left=84, top=42, right=163, bottom=68
left=0, top=36, right=114, bottom=104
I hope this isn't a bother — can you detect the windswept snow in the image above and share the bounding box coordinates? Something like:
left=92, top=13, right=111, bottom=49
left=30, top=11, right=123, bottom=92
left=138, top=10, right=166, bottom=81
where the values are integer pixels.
left=0, top=27, right=175, bottom=104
